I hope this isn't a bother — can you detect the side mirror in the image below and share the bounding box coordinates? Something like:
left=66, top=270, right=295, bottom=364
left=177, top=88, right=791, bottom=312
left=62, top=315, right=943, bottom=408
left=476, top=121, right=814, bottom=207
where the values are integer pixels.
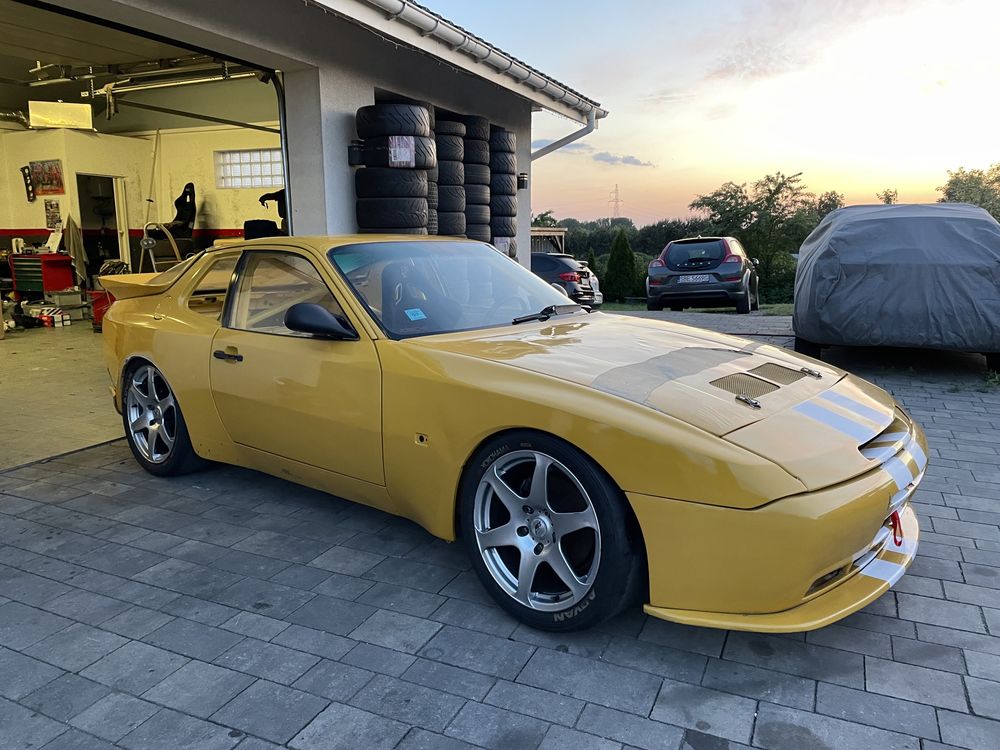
left=284, top=303, right=358, bottom=340
left=751, top=258, right=760, bottom=266
left=550, top=282, right=569, bottom=297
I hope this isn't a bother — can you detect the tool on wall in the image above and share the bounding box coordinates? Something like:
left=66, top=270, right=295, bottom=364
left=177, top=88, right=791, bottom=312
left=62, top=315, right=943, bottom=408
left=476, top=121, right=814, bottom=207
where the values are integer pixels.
left=20, top=166, right=36, bottom=202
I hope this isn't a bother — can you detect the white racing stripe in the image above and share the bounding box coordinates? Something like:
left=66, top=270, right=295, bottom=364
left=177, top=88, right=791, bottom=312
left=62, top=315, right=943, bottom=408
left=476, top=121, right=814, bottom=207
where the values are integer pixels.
left=888, top=538, right=917, bottom=556
left=905, top=435, right=928, bottom=472
left=794, top=402, right=877, bottom=444
left=861, top=445, right=897, bottom=463
left=867, top=431, right=907, bottom=445
left=860, top=558, right=907, bottom=585
left=819, top=391, right=888, bottom=426
left=882, top=456, right=913, bottom=492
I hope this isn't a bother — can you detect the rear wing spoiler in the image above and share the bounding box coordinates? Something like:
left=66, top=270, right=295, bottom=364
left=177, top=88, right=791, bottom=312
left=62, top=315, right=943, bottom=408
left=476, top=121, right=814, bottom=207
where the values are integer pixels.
left=97, top=273, right=173, bottom=300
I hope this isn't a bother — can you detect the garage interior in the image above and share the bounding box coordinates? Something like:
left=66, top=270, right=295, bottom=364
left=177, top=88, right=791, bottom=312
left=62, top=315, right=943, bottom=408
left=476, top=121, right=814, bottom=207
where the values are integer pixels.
left=0, top=0, right=285, bottom=468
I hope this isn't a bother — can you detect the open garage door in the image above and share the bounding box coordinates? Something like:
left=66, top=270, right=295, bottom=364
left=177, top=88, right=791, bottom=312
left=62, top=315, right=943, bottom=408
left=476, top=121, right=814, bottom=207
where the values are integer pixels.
left=0, top=0, right=290, bottom=285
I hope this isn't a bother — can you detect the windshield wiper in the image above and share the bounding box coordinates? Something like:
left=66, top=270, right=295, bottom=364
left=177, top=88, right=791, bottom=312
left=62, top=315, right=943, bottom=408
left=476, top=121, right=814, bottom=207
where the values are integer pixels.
left=511, top=305, right=558, bottom=325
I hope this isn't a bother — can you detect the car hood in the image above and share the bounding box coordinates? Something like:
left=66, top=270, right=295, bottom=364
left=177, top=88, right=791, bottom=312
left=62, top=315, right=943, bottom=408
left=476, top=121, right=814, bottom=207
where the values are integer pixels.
left=416, top=313, right=902, bottom=489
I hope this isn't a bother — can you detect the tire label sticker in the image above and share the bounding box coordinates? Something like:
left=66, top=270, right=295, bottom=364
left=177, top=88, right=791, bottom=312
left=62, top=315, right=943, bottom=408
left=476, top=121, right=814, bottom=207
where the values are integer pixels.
left=404, top=307, right=427, bottom=321
left=388, top=135, right=416, bottom=168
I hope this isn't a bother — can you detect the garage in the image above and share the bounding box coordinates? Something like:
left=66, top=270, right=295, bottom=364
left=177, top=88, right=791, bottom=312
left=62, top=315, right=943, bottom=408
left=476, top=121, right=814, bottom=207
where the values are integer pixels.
left=1, top=0, right=607, bottom=466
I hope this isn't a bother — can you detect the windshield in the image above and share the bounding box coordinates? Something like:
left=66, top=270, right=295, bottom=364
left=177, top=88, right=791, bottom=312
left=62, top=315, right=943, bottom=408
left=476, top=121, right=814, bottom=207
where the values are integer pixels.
left=328, top=241, right=579, bottom=338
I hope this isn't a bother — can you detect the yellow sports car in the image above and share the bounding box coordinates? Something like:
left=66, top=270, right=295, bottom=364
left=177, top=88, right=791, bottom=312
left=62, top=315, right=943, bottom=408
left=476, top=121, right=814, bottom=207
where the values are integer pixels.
left=101, top=236, right=926, bottom=632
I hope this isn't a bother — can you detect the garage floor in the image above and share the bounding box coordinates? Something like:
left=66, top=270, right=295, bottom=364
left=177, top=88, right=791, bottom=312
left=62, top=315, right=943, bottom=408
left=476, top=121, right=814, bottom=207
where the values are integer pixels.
left=0, top=324, right=123, bottom=470
left=0, top=315, right=998, bottom=750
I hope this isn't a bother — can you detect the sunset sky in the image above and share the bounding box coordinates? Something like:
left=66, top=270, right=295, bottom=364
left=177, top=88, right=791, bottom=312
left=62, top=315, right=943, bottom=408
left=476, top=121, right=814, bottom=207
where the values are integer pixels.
left=427, top=0, right=1000, bottom=225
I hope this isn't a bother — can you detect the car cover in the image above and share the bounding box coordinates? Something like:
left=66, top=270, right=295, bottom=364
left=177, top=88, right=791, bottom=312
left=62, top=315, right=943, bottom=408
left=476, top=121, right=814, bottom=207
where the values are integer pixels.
left=793, top=203, right=1000, bottom=352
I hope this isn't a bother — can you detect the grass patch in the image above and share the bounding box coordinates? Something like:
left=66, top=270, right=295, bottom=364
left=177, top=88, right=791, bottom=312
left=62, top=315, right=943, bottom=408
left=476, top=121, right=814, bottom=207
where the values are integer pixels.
left=987, top=370, right=1000, bottom=389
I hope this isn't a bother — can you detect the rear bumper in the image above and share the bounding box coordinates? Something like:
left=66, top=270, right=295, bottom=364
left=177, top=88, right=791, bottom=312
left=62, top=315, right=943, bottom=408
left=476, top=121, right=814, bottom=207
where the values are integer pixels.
left=647, top=278, right=745, bottom=305
left=644, top=506, right=918, bottom=632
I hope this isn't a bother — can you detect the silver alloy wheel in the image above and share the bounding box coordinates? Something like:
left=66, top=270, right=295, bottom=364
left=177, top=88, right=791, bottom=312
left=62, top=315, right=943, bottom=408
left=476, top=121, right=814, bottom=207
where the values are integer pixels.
left=473, top=450, right=601, bottom=611
left=125, top=364, right=177, bottom=464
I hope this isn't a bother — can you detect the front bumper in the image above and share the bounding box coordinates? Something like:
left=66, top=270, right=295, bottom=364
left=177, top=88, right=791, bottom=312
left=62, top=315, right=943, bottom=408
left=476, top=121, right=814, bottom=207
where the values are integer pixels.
left=629, top=419, right=926, bottom=632
left=644, top=506, right=918, bottom=632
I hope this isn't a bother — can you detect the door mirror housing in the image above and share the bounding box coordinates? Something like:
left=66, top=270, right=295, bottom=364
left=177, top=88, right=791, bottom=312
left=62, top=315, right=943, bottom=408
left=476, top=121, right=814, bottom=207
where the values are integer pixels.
left=751, top=258, right=760, bottom=266
left=284, top=303, right=358, bottom=340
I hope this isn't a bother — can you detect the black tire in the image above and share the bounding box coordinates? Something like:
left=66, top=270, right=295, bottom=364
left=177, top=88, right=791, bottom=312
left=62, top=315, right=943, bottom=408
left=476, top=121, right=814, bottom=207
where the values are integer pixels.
left=464, top=184, right=490, bottom=205
left=646, top=299, right=663, bottom=311
left=464, top=163, right=490, bottom=186
left=736, top=286, right=751, bottom=314
left=670, top=305, right=683, bottom=312
left=356, top=103, right=431, bottom=139
left=491, top=216, right=517, bottom=237
left=437, top=211, right=467, bottom=236
left=490, top=194, right=517, bottom=217
left=490, top=152, right=517, bottom=173
left=427, top=209, right=438, bottom=236
left=457, top=115, right=489, bottom=140
left=356, top=197, right=428, bottom=228
left=355, top=168, right=428, bottom=199
left=427, top=181, right=438, bottom=209
left=435, top=120, right=466, bottom=137
left=362, top=136, right=436, bottom=169
left=427, top=164, right=438, bottom=183
left=490, top=173, right=518, bottom=196
left=459, top=430, right=643, bottom=631
left=438, top=185, right=466, bottom=213
left=122, top=360, right=207, bottom=477
left=794, top=337, right=822, bottom=359
left=751, top=283, right=760, bottom=312
left=437, top=160, right=465, bottom=186
left=489, top=126, right=516, bottom=153
left=465, top=204, right=490, bottom=225
left=465, top=223, right=491, bottom=242
left=435, top=134, right=464, bottom=161
left=463, top=139, right=490, bottom=165
left=357, top=227, right=428, bottom=235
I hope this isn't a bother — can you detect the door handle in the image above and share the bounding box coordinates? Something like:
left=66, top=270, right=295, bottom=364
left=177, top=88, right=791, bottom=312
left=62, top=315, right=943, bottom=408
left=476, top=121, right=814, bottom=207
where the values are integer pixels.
left=213, top=350, right=244, bottom=362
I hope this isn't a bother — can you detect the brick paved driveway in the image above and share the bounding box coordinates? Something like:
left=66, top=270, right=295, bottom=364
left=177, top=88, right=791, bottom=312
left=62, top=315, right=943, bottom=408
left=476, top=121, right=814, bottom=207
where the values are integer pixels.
left=1, top=334, right=999, bottom=750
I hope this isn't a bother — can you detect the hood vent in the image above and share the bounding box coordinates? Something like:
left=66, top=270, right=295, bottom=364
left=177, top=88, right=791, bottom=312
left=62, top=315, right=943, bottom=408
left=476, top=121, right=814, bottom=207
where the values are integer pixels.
left=748, top=363, right=807, bottom=385
left=710, top=373, right=778, bottom=399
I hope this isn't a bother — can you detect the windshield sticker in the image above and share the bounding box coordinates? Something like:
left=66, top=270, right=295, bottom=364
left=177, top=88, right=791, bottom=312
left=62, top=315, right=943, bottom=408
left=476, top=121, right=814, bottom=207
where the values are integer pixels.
left=404, top=308, right=427, bottom=321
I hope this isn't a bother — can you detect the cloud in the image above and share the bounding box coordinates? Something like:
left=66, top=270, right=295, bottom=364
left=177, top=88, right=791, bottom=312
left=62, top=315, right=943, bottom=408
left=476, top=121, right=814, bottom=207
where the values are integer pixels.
left=593, top=152, right=655, bottom=167
left=641, top=88, right=695, bottom=106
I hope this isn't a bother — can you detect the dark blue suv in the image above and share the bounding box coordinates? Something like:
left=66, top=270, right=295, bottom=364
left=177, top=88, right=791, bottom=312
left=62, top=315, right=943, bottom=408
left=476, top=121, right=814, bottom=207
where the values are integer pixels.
left=646, top=236, right=759, bottom=313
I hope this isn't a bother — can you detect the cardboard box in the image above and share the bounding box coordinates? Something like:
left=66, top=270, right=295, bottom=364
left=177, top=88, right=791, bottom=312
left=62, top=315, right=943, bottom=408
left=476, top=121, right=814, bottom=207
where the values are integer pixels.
left=45, top=290, right=84, bottom=307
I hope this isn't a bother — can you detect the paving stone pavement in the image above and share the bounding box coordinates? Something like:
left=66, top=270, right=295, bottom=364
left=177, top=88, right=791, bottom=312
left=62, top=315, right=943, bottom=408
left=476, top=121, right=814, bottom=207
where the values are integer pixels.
left=1, top=322, right=999, bottom=749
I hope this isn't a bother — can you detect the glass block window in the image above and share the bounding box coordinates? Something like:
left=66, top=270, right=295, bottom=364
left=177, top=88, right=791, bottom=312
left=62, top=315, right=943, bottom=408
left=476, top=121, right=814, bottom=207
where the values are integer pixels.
left=214, top=148, right=284, bottom=189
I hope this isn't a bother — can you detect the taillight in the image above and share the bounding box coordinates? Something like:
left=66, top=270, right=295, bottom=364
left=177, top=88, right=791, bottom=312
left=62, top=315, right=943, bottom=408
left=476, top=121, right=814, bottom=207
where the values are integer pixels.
left=722, top=254, right=740, bottom=264
left=649, top=259, right=665, bottom=268
left=558, top=271, right=580, bottom=282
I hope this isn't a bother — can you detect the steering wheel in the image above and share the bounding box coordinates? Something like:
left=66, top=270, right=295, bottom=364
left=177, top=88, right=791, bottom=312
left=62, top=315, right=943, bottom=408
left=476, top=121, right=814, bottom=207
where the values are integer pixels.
left=487, top=295, right=531, bottom=321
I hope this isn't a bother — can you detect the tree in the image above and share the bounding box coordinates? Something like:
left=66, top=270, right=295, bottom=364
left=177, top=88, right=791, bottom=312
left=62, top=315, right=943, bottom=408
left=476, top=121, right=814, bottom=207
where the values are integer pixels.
left=876, top=188, right=898, bottom=205
left=602, top=230, right=637, bottom=302
left=531, top=210, right=559, bottom=227
left=815, top=191, right=845, bottom=219
left=938, top=164, right=1000, bottom=220
left=586, top=248, right=598, bottom=273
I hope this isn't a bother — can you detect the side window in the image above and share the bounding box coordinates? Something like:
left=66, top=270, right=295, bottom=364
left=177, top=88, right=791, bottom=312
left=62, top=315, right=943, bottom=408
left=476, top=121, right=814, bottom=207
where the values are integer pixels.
left=228, top=252, right=345, bottom=336
left=728, top=240, right=745, bottom=258
left=531, top=255, right=553, bottom=271
left=187, top=254, right=238, bottom=318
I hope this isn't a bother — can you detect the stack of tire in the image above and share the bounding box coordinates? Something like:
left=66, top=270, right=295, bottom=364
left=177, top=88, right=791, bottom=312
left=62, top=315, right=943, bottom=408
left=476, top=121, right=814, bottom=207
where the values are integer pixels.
left=489, top=126, right=518, bottom=258
left=434, top=119, right=466, bottom=237
left=459, top=115, right=492, bottom=243
left=355, top=103, right=436, bottom=234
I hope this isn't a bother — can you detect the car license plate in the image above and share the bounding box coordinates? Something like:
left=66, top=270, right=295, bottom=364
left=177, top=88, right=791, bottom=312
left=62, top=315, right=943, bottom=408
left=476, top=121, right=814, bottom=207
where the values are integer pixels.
left=678, top=274, right=712, bottom=284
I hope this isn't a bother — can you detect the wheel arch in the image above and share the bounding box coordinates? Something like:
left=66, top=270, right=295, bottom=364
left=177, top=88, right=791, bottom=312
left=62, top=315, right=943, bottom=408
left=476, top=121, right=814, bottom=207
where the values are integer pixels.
left=452, top=427, right=648, bottom=568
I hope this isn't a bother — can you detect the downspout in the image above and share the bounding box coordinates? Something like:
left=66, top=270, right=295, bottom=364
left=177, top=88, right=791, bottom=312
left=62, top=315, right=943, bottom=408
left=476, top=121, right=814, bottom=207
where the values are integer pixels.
left=530, top=109, right=596, bottom=161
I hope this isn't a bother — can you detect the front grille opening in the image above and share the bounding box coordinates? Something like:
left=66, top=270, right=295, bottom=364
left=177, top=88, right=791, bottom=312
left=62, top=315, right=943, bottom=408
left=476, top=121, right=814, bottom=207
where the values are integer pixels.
left=749, top=363, right=806, bottom=385
left=807, top=566, right=848, bottom=596
left=710, top=373, right=779, bottom=399
left=860, top=414, right=909, bottom=463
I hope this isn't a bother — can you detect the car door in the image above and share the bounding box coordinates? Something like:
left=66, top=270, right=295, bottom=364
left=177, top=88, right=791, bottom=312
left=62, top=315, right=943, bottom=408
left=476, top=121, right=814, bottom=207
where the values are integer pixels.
left=209, top=248, right=383, bottom=485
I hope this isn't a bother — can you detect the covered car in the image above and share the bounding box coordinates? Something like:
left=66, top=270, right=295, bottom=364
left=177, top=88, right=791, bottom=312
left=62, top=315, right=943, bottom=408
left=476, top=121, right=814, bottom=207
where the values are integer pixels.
left=793, top=203, right=1000, bottom=367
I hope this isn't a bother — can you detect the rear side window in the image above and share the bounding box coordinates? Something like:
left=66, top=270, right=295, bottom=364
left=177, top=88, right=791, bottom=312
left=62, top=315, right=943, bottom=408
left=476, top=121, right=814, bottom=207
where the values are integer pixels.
left=666, top=240, right=725, bottom=268
left=187, top=255, right=238, bottom=318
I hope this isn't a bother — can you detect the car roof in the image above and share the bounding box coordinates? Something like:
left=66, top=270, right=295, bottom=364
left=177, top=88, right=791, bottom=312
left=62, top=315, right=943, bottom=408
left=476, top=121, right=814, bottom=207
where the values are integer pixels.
left=668, top=236, right=729, bottom=244
left=204, top=235, right=484, bottom=253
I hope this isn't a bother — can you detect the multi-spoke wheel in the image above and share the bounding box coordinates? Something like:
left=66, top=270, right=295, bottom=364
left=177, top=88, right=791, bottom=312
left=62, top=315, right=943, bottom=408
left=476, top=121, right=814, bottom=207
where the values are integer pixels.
left=460, top=432, right=643, bottom=631
left=122, top=361, right=205, bottom=476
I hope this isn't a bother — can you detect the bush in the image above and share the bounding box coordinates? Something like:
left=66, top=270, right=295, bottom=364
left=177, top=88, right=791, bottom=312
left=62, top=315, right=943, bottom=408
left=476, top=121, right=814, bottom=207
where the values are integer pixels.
left=603, top=230, right=637, bottom=302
